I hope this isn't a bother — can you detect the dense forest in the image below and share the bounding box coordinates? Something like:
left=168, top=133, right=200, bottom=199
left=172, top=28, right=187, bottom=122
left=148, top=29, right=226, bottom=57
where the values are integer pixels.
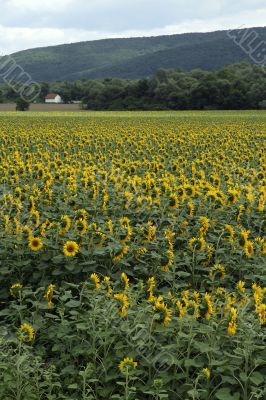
left=1, top=63, right=266, bottom=110
left=1, top=27, right=266, bottom=81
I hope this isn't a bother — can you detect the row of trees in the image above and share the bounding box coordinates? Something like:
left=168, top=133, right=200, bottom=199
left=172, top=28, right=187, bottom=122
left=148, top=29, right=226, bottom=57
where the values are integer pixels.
left=52, top=62, right=266, bottom=110
left=1, top=62, right=266, bottom=110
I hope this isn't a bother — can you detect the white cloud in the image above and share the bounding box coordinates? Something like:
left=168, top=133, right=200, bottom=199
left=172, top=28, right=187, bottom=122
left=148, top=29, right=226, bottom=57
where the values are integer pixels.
left=5, top=0, right=74, bottom=13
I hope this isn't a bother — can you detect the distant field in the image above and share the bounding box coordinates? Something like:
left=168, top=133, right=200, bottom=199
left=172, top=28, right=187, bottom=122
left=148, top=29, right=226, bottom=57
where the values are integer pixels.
left=0, top=103, right=82, bottom=112
left=1, top=108, right=266, bottom=119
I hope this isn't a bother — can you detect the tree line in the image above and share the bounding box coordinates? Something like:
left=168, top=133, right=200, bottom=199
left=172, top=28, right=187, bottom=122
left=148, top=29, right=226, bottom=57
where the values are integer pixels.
left=1, top=62, right=266, bottom=110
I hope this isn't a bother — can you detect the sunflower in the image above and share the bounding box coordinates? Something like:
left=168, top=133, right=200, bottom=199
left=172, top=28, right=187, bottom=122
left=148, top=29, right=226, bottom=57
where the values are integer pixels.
left=224, top=224, right=234, bottom=241
left=90, top=273, right=101, bottom=290
left=144, top=221, right=156, bottom=242
left=75, top=218, right=88, bottom=235
left=113, top=245, right=129, bottom=263
left=199, top=216, right=210, bottom=237
left=154, top=300, right=172, bottom=326
left=239, top=229, right=250, bottom=247
left=147, top=276, right=156, bottom=302
left=44, top=284, right=56, bottom=309
left=227, top=188, right=240, bottom=203
left=121, top=272, right=129, bottom=292
left=176, top=300, right=186, bottom=319
left=114, top=292, right=129, bottom=317
left=209, top=264, right=225, bottom=281
left=228, top=307, right=237, bottom=336
left=92, top=230, right=106, bottom=247
left=236, top=280, right=246, bottom=294
left=28, top=237, right=43, bottom=251
left=203, top=293, right=214, bottom=320
left=63, top=240, right=79, bottom=257
left=23, top=225, right=33, bottom=239
left=256, top=303, right=266, bottom=326
left=118, top=357, right=138, bottom=373
left=187, top=201, right=194, bottom=216
left=10, top=283, right=23, bottom=297
left=244, top=240, right=254, bottom=258
left=60, top=215, right=71, bottom=235
left=169, top=194, right=179, bottom=208
left=188, top=237, right=206, bottom=251
left=18, top=323, right=35, bottom=343
left=161, top=249, right=174, bottom=271
left=103, top=276, right=112, bottom=295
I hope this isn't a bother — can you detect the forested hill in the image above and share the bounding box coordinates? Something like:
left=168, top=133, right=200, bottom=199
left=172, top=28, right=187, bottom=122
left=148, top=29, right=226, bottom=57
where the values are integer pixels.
left=2, top=27, right=266, bottom=81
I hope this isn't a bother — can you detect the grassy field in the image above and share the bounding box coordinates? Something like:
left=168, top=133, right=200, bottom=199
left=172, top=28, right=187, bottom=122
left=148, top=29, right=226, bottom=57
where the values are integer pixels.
left=0, top=111, right=265, bottom=400
left=2, top=108, right=266, bottom=118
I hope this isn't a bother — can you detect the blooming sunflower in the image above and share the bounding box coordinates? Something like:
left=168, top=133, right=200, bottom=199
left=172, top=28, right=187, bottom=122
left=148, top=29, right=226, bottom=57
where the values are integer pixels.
left=90, top=273, right=101, bottom=290
left=113, top=245, right=129, bottom=263
left=121, top=272, right=129, bottom=292
left=44, top=284, right=56, bottom=309
left=228, top=307, right=237, bottom=336
left=60, top=215, right=71, bottom=235
left=18, top=323, right=35, bottom=343
left=103, top=276, right=112, bottom=295
left=188, top=237, right=206, bottom=251
left=169, top=194, right=179, bottom=208
left=239, top=229, right=250, bottom=247
left=154, top=300, right=172, bottom=326
left=244, top=240, right=254, bottom=258
left=114, top=292, right=129, bottom=317
left=203, top=293, right=214, bottom=320
left=224, top=224, right=235, bottom=241
left=75, top=218, right=88, bottom=235
left=118, top=357, right=138, bottom=373
left=28, top=237, right=43, bottom=251
left=147, top=276, right=156, bottom=302
left=256, top=303, right=266, bottom=326
left=63, top=240, right=79, bottom=257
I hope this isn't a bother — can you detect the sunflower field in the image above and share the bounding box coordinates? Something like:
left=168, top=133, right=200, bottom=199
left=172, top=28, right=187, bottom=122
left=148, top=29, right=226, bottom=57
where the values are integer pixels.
left=0, top=111, right=265, bottom=400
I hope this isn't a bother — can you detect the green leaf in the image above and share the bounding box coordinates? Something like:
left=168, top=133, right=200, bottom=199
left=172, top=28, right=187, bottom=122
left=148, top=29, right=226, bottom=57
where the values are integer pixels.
left=64, top=262, right=77, bottom=272
left=239, top=372, right=248, bottom=382
left=52, top=255, right=64, bottom=264
left=65, top=300, right=80, bottom=308
left=184, top=359, right=202, bottom=368
left=249, top=371, right=264, bottom=386
left=76, top=323, right=88, bottom=330
left=215, top=388, right=240, bottom=400
left=68, top=384, right=78, bottom=389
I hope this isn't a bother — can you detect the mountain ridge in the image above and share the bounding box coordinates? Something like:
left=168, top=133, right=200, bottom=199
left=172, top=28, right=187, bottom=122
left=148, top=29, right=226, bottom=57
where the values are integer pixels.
left=2, top=27, right=266, bottom=81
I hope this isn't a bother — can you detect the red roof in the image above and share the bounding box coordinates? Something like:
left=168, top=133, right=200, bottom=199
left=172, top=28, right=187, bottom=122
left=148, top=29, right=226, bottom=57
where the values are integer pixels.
left=45, top=93, right=60, bottom=99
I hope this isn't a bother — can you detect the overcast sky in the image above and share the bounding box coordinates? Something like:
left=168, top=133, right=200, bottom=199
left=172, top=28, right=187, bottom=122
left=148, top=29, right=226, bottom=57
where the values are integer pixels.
left=0, top=0, right=266, bottom=54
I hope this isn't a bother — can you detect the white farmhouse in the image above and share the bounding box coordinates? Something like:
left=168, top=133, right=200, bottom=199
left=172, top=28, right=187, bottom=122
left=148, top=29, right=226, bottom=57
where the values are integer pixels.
left=45, top=93, right=63, bottom=104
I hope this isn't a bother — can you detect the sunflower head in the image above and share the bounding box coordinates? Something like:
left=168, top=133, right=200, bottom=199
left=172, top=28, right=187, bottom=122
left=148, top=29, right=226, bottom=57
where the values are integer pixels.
left=154, top=300, right=172, bottom=326
left=75, top=218, right=88, bottom=235
left=244, top=240, right=254, bottom=258
left=61, top=215, right=71, bottom=231
left=188, top=237, right=206, bottom=251
left=118, top=357, right=137, bottom=374
left=63, top=241, right=79, bottom=257
left=18, top=323, right=35, bottom=343
left=90, top=273, right=101, bottom=290
left=169, top=194, right=178, bottom=208
left=10, top=283, right=23, bottom=297
left=29, top=237, right=43, bottom=251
